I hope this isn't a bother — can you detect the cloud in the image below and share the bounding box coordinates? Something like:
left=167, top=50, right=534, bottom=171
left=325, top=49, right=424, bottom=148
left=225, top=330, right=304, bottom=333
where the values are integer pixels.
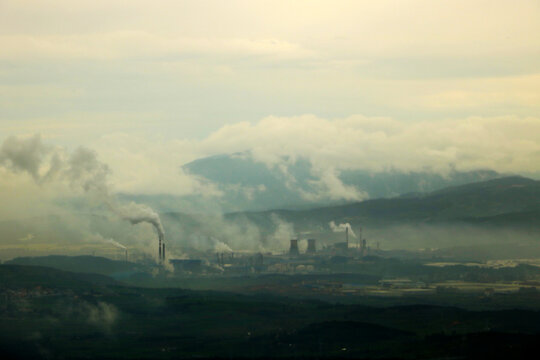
left=92, top=133, right=222, bottom=196
left=200, top=114, right=540, bottom=175
left=3, top=114, right=539, bottom=209
left=39, top=114, right=538, bottom=203
left=1, top=1, right=538, bottom=59
left=0, top=32, right=314, bottom=62
left=0, top=134, right=188, bottom=260
left=2, top=115, right=540, bottom=258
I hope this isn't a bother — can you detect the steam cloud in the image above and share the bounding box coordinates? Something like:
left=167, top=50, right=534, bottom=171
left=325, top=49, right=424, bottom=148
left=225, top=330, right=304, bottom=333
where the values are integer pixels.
left=0, top=134, right=164, bottom=256
left=329, top=221, right=356, bottom=237
left=106, top=238, right=127, bottom=250
left=212, top=238, right=233, bottom=253
left=116, top=202, right=165, bottom=241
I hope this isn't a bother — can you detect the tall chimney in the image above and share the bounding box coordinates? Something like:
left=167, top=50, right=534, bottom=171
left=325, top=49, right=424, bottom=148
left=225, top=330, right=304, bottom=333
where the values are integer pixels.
left=162, top=242, right=166, bottom=261
left=362, top=238, right=367, bottom=256
left=289, top=239, right=299, bottom=257
left=358, top=227, right=362, bottom=253
left=307, top=239, right=317, bottom=254
left=345, top=227, right=349, bottom=248
left=158, top=235, right=162, bottom=262
left=125, top=248, right=128, bottom=262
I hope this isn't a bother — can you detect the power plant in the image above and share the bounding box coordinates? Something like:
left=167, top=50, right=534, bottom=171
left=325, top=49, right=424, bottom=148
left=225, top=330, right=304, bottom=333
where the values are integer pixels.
left=117, top=220, right=375, bottom=276
left=289, top=239, right=299, bottom=257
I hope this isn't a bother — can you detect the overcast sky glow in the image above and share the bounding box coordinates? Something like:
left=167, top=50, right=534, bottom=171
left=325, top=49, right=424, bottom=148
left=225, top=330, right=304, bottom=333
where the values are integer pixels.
left=1, top=0, right=540, bottom=196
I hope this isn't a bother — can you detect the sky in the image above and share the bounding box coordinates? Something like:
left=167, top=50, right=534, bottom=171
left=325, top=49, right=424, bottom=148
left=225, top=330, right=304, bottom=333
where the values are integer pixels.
left=1, top=0, right=540, bottom=197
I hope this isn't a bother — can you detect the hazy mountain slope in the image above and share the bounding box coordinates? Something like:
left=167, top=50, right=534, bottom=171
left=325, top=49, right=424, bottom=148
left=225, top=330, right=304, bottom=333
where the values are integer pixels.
left=225, top=176, right=540, bottom=230
left=179, top=153, right=501, bottom=212
left=152, top=177, right=540, bottom=255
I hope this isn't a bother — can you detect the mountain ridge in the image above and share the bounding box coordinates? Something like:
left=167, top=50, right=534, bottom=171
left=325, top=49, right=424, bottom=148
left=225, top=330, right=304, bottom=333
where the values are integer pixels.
left=223, top=175, right=540, bottom=230
left=171, top=153, right=503, bottom=212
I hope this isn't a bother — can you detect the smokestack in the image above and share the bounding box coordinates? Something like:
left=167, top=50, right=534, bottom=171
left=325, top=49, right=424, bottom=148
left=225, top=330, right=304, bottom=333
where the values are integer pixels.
left=362, top=238, right=367, bottom=256
left=125, top=249, right=128, bottom=262
left=159, top=234, right=162, bottom=262
left=345, top=227, right=349, bottom=248
left=162, top=242, right=166, bottom=261
left=358, top=227, right=362, bottom=253
left=307, top=239, right=317, bottom=254
left=289, top=239, right=299, bottom=257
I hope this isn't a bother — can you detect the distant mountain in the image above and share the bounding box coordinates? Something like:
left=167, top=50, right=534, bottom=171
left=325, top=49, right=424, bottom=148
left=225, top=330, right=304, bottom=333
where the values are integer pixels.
left=172, top=152, right=501, bottom=212
left=153, top=177, right=540, bottom=256
left=224, top=176, right=540, bottom=232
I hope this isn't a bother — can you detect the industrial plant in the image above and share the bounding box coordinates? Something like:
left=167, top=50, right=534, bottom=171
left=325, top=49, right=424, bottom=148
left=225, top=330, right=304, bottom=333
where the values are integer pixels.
left=164, top=226, right=374, bottom=276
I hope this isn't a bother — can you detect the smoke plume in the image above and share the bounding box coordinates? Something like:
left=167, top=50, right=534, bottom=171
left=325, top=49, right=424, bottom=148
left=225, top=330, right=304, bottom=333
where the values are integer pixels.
left=116, top=202, right=165, bottom=240
left=0, top=134, right=54, bottom=182
left=107, top=238, right=127, bottom=250
left=212, top=238, right=233, bottom=253
left=0, top=134, right=165, bottom=257
left=329, top=221, right=356, bottom=237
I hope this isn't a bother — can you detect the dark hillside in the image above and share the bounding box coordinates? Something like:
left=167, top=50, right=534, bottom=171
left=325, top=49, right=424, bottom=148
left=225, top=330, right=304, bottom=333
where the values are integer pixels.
left=225, top=176, right=540, bottom=230
left=0, top=264, right=116, bottom=290
left=6, top=255, right=147, bottom=277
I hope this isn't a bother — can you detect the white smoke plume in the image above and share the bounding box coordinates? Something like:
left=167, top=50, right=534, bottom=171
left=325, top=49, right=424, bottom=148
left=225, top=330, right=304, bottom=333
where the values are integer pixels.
left=0, top=134, right=52, bottom=182
left=267, top=214, right=296, bottom=252
left=107, top=238, right=127, bottom=250
left=0, top=135, right=110, bottom=196
left=212, top=238, right=233, bottom=253
left=0, top=134, right=165, bottom=256
left=88, top=233, right=128, bottom=251
left=329, top=221, right=356, bottom=237
left=116, top=202, right=165, bottom=240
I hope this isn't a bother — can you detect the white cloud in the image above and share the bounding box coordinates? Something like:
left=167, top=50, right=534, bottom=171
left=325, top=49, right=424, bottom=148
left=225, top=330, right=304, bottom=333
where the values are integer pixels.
left=4, top=114, right=539, bottom=203
left=66, top=114, right=540, bottom=200
left=198, top=114, right=540, bottom=174
left=1, top=1, right=539, bottom=204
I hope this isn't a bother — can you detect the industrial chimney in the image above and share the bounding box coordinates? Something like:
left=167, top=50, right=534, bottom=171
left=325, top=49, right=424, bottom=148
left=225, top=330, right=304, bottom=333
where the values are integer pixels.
left=159, top=234, right=162, bottom=262
left=162, top=242, right=166, bottom=261
left=289, top=239, right=299, bottom=257
left=345, top=227, right=349, bottom=248
left=307, top=239, right=317, bottom=254
left=361, top=238, right=367, bottom=257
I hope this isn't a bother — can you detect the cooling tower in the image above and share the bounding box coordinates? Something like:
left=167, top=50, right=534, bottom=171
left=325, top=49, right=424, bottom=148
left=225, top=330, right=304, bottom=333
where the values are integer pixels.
left=289, top=239, right=299, bottom=257
left=307, top=239, right=317, bottom=253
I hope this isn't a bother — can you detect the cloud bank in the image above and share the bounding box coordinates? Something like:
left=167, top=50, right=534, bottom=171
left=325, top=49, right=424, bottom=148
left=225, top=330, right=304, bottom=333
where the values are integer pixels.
left=83, top=115, right=540, bottom=201
left=2, top=114, right=540, bottom=207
